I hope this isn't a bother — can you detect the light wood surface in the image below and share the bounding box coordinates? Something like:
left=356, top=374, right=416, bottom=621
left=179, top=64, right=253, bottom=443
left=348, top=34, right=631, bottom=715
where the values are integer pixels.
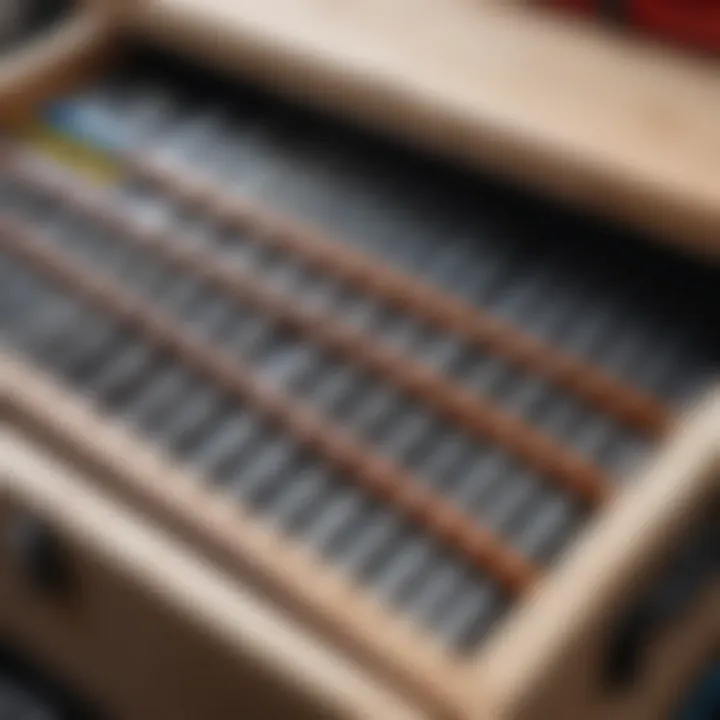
left=0, top=428, right=425, bottom=720
left=468, top=388, right=720, bottom=719
left=3, top=0, right=719, bottom=253
left=0, top=350, right=467, bottom=720
left=3, top=362, right=718, bottom=720
left=116, top=0, right=720, bottom=261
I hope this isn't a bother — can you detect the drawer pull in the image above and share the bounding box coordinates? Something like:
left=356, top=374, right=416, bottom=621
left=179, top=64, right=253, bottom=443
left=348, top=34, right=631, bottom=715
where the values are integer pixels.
left=606, top=522, right=719, bottom=688
left=6, top=512, right=72, bottom=599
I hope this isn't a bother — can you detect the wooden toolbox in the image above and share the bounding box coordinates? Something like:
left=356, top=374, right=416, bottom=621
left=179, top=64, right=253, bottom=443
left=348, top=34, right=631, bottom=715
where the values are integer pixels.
left=1, top=1, right=718, bottom=718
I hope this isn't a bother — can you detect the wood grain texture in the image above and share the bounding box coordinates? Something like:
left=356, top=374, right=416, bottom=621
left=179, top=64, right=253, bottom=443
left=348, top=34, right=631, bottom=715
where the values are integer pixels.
left=122, top=0, right=720, bottom=260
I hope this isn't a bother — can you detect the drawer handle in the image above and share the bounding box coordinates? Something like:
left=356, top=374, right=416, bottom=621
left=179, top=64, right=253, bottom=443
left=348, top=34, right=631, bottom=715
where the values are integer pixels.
left=6, top=513, right=72, bottom=599
left=606, top=525, right=719, bottom=689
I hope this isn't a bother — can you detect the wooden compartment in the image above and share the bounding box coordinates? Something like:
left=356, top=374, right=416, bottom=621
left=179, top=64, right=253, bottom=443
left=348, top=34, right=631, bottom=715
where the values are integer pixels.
left=1, top=2, right=718, bottom=718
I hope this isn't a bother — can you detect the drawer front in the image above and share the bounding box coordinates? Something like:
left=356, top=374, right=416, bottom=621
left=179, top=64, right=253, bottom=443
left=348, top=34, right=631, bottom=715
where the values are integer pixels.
left=0, top=428, right=423, bottom=720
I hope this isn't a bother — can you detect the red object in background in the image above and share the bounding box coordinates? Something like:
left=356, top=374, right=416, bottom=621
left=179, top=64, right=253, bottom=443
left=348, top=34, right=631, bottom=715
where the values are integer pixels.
left=543, top=0, right=720, bottom=53
left=633, top=0, right=720, bottom=52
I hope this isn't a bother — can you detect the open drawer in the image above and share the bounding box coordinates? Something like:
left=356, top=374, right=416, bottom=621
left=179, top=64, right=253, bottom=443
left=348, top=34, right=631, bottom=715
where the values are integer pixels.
left=3, top=355, right=717, bottom=719
left=1, top=2, right=718, bottom=718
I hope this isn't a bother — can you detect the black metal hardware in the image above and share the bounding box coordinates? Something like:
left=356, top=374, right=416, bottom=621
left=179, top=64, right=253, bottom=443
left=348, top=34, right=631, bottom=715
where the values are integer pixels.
left=6, top=512, right=72, bottom=599
left=606, top=520, right=719, bottom=689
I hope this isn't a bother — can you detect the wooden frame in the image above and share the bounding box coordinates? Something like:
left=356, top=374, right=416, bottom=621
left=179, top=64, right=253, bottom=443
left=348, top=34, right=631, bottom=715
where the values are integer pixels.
left=2, top=358, right=718, bottom=719
left=0, top=427, right=424, bottom=720
left=1, top=352, right=466, bottom=719
left=124, top=0, right=720, bottom=261
left=3, top=0, right=720, bottom=260
left=1, top=2, right=718, bottom=717
left=472, top=388, right=720, bottom=719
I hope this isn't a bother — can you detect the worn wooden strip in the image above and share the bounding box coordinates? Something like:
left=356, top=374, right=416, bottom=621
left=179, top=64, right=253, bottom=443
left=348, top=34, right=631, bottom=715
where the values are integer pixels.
left=127, top=155, right=671, bottom=439
left=1, top=349, right=466, bottom=718
left=6, top=155, right=613, bottom=505
left=0, top=215, right=540, bottom=596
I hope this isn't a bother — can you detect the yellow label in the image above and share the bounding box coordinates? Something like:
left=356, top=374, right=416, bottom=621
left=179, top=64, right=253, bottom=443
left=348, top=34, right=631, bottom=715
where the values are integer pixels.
left=18, top=123, right=121, bottom=186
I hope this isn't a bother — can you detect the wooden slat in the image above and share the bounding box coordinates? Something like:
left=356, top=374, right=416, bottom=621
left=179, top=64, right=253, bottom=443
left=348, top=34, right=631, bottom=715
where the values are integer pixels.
left=1, top=350, right=467, bottom=718
left=5, top=153, right=613, bottom=506
left=0, top=214, right=539, bottom=596
left=127, top=156, right=671, bottom=440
